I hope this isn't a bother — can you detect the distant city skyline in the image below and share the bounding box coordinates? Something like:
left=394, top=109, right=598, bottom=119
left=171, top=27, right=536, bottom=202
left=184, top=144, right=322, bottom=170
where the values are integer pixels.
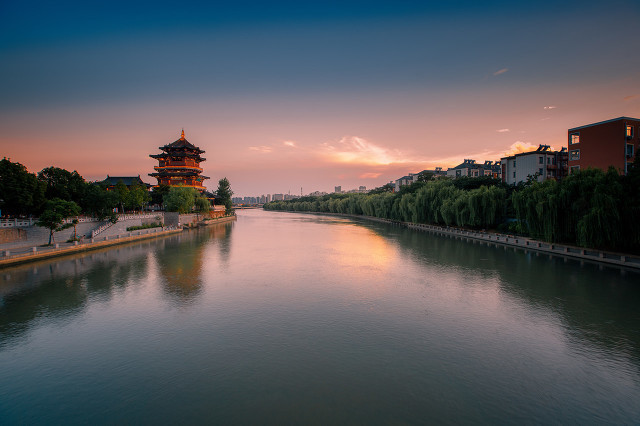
left=1, top=0, right=639, bottom=197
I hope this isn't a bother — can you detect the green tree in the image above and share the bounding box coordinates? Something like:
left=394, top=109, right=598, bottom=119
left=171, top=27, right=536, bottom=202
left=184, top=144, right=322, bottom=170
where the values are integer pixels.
left=0, top=158, right=46, bottom=216
left=416, top=171, right=434, bottom=182
left=81, top=184, right=118, bottom=220
left=126, top=182, right=151, bottom=212
left=195, top=194, right=211, bottom=213
left=37, top=166, right=87, bottom=204
left=164, top=186, right=196, bottom=213
left=114, top=180, right=129, bottom=213
left=369, top=183, right=394, bottom=194
left=151, top=184, right=171, bottom=206
left=36, top=198, right=81, bottom=245
left=216, top=177, right=234, bottom=215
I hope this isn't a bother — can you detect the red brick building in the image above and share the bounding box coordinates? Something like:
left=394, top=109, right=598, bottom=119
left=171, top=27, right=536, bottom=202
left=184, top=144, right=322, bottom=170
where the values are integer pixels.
left=567, top=117, right=640, bottom=174
left=149, top=130, right=209, bottom=190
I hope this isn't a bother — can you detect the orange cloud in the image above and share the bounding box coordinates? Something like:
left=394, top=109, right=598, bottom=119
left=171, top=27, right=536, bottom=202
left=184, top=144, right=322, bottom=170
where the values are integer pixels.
left=359, top=172, right=382, bottom=179
left=493, top=68, right=509, bottom=76
left=248, top=146, right=273, bottom=153
left=503, top=141, right=539, bottom=156
left=321, top=136, right=416, bottom=166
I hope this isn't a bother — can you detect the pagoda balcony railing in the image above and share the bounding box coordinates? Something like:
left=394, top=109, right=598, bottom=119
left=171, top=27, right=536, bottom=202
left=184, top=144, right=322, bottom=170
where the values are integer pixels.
left=154, top=165, right=203, bottom=172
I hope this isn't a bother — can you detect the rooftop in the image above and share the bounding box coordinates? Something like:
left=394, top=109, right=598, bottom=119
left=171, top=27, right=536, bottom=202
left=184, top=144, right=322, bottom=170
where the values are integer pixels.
left=568, top=116, right=640, bottom=132
left=158, top=130, right=205, bottom=153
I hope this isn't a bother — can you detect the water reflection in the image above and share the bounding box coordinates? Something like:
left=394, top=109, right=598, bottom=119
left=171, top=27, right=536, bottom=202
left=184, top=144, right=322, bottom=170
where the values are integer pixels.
left=0, top=210, right=639, bottom=424
left=366, top=222, right=640, bottom=363
left=154, top=221, right=234, bottom=305
left=0, top=243, right=152, bottom=347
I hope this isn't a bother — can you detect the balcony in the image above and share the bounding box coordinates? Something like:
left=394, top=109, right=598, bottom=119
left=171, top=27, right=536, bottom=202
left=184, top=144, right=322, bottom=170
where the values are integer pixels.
left=154, top=165, right=203, bottom=172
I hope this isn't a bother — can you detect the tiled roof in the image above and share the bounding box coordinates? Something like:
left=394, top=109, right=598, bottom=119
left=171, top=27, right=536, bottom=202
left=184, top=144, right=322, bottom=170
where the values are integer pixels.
left=158, top=130, right=205, bottom=154
left=100, top=176, right=147, bottom=186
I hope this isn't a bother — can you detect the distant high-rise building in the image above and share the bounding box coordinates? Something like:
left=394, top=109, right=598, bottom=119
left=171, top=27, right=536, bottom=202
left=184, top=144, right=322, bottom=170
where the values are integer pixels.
left=273, top=194, right=284, bottom=201
left=334, top=186, right=342, bottom=193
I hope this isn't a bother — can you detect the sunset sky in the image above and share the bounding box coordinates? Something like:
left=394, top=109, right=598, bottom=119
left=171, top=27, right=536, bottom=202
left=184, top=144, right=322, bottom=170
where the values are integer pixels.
left=1, top=0, right=639, bottom=196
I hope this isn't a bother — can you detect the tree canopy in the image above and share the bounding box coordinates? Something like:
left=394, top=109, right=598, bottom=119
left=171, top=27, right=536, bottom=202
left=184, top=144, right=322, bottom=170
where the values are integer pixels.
left=36, top=198, right=81, bottom=244
left=0, top=158, right=45, bottom=215
left=164, top=186, right=197, bottom=213
left=216, top=177, right=234, bottom=214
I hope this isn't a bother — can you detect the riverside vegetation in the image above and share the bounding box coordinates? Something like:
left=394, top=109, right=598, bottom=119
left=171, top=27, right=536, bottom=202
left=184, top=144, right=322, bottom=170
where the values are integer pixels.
left=0, top=159, right=235, bottom=237
left=265, top=164, right=640, bottom=253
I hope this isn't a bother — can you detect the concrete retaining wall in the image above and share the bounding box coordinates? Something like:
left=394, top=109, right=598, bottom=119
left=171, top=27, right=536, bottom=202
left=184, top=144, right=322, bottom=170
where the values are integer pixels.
left=0, top=228, right=27, bottom=244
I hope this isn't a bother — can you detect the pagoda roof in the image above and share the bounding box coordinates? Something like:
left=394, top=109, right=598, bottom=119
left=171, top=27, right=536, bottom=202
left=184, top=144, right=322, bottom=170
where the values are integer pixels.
left=158, top=130, right=205, bottom=154
left=99, top=175, right=149, bottom=187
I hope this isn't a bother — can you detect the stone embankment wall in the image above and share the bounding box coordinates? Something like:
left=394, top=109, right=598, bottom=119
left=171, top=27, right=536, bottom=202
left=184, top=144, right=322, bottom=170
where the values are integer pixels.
left=0, top=228, right=27, bottom=244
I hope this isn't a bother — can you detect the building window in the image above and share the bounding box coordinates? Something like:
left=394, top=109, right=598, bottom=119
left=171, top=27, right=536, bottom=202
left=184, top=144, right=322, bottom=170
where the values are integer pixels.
left=571, top=165, right=580, bottom=173
left=539, top=156, right=543, bottom=164
left=627, top=144, right=634, bottom=158
left=513, top=160, right=516, bottom=167
left=539, top=168, right=543, bottom=175
left=626, top=125, right=634, bottom=138
left=569, top=149, right=580, bottom=161
left=570, top=133, right=580, bottom=144
left=513, top=171, right=516, bottom=178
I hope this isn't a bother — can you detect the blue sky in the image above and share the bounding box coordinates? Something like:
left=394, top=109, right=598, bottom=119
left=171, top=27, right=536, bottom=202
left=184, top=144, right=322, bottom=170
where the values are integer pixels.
left=1, top=0, right=639, bottom=195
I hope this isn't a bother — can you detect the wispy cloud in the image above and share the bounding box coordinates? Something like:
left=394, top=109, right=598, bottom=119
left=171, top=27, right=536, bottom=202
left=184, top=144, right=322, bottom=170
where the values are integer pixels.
left=248, top=145, right=273, bottom=153
left=283, top=140, right=297, bottom=147
left=496, top=128, right=510, bottom=133
left=321, top=136, right=415, bottom=166
left=623, top=95, right=638, bottom=101
left=359, top=172, right=382, bottom=179
left=493, top=68, right=509, bottom=76
left=543, top=105, right=557, bottom=110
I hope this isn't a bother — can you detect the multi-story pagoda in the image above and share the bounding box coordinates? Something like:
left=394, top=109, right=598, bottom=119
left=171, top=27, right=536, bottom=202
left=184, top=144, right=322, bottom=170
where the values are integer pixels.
left=150, top=130, right=209, bottom=191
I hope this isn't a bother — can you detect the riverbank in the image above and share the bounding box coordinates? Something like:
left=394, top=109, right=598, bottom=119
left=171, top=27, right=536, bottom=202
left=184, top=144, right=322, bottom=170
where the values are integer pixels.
left=0, top=227, right=183, bottom=268
left=0, top=214, right=236, bottom=268
left=279, top=211, right=640, bottom=271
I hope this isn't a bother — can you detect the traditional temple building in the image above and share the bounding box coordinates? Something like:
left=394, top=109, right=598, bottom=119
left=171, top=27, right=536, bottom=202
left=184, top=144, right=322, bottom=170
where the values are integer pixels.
left=149, top=130, right=209, bottom=191
left=99, top=175, right=149, bottom=190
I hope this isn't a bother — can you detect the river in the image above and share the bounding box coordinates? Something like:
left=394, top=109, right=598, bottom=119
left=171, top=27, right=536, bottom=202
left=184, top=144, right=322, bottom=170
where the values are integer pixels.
left=1, top=209, right=639, bottom=424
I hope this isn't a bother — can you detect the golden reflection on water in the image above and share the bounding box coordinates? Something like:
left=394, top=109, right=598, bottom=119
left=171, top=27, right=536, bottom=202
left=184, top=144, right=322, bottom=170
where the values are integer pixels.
left=323, top=223, right=398, bottom=301
left=151, top=222, right=233, bottom=305
left=329, top=225, right=394, bottom=272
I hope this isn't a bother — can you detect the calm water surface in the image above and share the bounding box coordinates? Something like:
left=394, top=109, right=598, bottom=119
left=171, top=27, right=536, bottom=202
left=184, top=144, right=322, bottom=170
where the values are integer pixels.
left=1, top=210, right=639, bottom=424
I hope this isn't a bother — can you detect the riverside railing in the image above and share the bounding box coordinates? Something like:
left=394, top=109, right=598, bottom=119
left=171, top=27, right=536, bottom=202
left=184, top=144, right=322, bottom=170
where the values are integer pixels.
left=1, top=216, right=101, bottom=228
left=393, top=219, right=640, bottom=269
left=1, top=226, right=180, bottom=263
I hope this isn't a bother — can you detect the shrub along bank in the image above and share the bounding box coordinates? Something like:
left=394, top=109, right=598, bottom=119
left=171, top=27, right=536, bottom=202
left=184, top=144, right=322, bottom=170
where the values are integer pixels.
left=264, top=168, right=640, bottom=253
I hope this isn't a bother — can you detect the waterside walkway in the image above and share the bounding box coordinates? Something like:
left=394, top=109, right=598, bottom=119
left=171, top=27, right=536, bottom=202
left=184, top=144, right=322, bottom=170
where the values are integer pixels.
left=0, top=227, right=183, bottom=268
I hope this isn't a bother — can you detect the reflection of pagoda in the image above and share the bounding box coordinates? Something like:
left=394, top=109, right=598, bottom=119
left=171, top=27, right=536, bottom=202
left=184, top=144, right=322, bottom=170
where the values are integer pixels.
left=149, top=130, right=209, bottom=190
